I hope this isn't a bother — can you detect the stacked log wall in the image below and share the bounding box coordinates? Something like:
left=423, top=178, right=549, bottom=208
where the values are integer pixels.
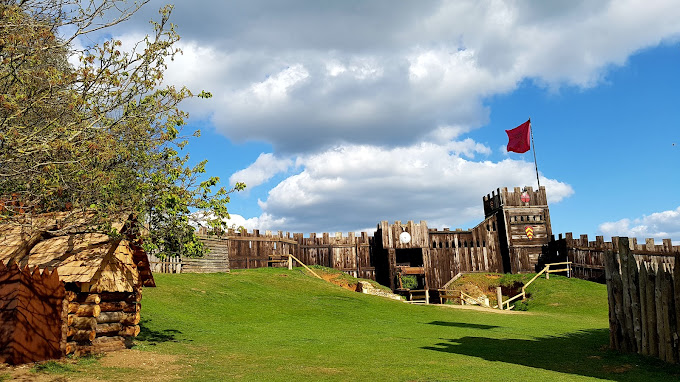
left=63, top=287, right=141, bottom=356
left=183, top=235, right=230, bottom=273
left=0, top=261, right=64, bottom=364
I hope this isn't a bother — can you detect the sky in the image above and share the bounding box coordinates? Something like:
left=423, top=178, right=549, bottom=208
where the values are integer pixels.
left=90, top=0, right=680, bottom=241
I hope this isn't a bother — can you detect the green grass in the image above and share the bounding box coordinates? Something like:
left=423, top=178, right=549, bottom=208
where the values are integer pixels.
left=29, top=354, right=103, bottom=376
left=31, top=360, right=78, bottom=374
left=48, top=268, right=680, bottom=381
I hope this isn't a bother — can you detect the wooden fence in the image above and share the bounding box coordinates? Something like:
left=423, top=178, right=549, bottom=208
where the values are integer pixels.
left=147, top=254, right=182, bottom=274
left=604, top=237, right=679, bottom=363
left=197, top=229, right=376, bottom=280
left=542, top=233, right=678, bottom=282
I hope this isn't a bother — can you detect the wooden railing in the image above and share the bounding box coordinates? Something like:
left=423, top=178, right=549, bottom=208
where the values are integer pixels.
left=496, top=262, right=571, bottom=310
left=460, top=291, right=490, bottom=307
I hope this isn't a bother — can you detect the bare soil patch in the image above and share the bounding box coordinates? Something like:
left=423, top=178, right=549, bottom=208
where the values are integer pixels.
left=1, top=349, right=186, bottom=382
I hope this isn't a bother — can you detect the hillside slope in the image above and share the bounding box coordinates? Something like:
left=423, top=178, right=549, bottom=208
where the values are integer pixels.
left=11, top=268, right=680, bottom=381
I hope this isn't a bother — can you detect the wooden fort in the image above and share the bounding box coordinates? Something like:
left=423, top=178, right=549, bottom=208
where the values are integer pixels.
left=184, top=186, right=553, bottom=295
left=0, top=213, right=154, bottom=362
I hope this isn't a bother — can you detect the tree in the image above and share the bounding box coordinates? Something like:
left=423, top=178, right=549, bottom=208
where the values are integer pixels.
left=0, top=0, right=245, bottom=257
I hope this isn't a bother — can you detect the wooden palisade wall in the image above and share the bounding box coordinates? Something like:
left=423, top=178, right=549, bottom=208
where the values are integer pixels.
left=544, top=233, right=677, bottom=282
left=605, top=237, right=679, bottom=363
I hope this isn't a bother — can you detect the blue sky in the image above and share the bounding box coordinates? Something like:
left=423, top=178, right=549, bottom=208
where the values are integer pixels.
left=101, top=1, right=680, bottom=241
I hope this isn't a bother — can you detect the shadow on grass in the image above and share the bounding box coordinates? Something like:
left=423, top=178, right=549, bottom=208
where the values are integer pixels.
left=422, top=328, right=680, bottom=381
left=427, top=321, right=500, bottom=330
left=137, top=319, right=183, bottom=344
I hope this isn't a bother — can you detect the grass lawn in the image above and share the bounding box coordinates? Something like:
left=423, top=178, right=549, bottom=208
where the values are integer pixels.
left=15, top=268, right=680, bottom=381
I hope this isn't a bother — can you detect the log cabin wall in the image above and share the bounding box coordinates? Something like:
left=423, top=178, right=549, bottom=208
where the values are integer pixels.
left=63, top=287, right=141, bottom=357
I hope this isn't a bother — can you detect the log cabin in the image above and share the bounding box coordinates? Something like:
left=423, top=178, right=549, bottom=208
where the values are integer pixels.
left=0, top=212, right=154, bottom=359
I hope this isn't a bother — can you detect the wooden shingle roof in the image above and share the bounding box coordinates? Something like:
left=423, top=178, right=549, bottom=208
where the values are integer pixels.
left=0, top=212, right=154, bottom=288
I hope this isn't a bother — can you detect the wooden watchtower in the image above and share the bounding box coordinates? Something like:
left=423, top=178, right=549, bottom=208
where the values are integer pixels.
left=483, top=186, right=553, bottom=273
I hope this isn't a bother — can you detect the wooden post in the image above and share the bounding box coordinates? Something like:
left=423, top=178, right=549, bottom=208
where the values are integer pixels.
left=567, top=262, right=571, bottom=278
left=496, top=287, right=503, bottom=310
left=619, top=237, right=636, bottom=353
left=647, top=263, right=659, bottom=357
left=288, top=255, right=292, bottom=270
left=622, top=238, right=643, bottom=354
left=639, top=263, right=649, bottom=356
left=425, top=289, right=430, bottom=305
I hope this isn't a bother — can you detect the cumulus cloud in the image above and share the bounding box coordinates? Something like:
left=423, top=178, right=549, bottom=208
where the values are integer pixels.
left=245, top=142, right=573, bottom=233
left=137, top=0, right=680, bottom=152
left=229, top=153, right=293, bottom=189
left=599, top=207, right=680, bottom=242
left=190, top=212, right=286, bottom=233
left=84, top=1, right=680, bottom=233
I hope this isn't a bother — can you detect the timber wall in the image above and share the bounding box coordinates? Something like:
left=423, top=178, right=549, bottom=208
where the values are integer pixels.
left=604, top=237, right=680, bottom=363
left=0, top=261, right=64, bottom=365
left=427, top=215, right=504, bottom=288
left=198, top=229, right=376, bottom=280
left=63, top=287, right=142, bottom=357
left=542, top=233, right=678, bottom=282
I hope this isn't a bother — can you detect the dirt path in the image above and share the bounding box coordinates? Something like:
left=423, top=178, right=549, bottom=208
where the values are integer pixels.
left=1, top=349, right=186, bottom=381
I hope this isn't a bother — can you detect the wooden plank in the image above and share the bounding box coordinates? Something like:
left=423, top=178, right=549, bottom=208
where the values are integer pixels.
left=655, top=264, right=667, bottom=361
left=675, top=254, right=680, bottom=362
left=628, top=249, right=643, bottom=354
left=639, top=262, right=648, bottom=355
left=618, top=238, right=637, bottom=352
left=399, top=266, right=425, bottom=275
left=662, top=265, right=677, bottom=363
left=610, top=251, right=626, bottom=352
left=289, top=254, right=323, bottom=280
left=604, top=250, right=619, bottom=350
left=646, top=263, right=659, bottom=357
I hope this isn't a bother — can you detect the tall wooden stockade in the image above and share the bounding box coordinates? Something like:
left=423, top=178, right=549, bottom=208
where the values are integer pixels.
left=193, top=228, right=377, bottom=280
left=542, top=233, right=677, bottom=282
left=146, top=186, right=556, bottom=306
left=604, top=237, right=679, bottom=363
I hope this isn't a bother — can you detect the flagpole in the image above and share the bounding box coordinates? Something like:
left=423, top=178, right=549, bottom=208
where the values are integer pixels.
left=530, top=118, right=541, bottom=189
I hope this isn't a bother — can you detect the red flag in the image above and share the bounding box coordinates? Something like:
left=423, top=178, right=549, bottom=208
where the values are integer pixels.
left=506, top=119, right=531, bottom=153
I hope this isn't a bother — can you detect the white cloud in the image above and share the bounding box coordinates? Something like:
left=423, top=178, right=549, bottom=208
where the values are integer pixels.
left=229, top=153, right=293, bottom=188
left=599, top=207, right=680, bottom=242
left=244, top=142, right=573, bottom=233
left=137, top=0, right=680, bottom=153
left=190, top=212, right=286, bottom=232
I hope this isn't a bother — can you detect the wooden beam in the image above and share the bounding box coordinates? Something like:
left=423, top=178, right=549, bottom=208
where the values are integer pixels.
left=289, top=254, right=323, bottom=280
